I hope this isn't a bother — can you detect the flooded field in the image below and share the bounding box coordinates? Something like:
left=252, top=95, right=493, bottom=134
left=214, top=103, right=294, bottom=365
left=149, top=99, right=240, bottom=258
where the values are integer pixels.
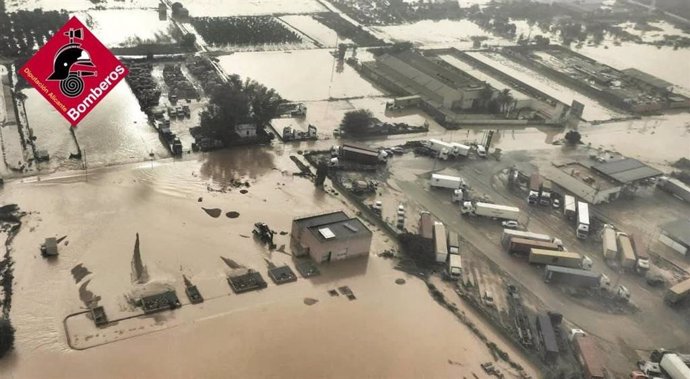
left=0, top=150, right=537, bottom=378
left=5, top=0, right=159, bottom=12
left=182, top=0, right=326, bottom=17
left=466, top=51, right=627, bottom=122
left=370, top=19, right=509, bottom=48
left=576, top=43, right=690, bottom=96
left=280, top=15, right=346, bottom=48
left=438, top=54, right=531, bottom=101
left=217, top=50, right=384, bottom=101
left=76, top=9, right=175, bottom=48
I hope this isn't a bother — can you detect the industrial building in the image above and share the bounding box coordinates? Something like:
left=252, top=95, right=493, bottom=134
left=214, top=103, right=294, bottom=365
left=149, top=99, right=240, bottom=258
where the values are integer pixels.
left=659, top=218, right=690, bottom=257
left=291, top=211, right=372, bottom=263
left=546, top=158, right=663, bottom=204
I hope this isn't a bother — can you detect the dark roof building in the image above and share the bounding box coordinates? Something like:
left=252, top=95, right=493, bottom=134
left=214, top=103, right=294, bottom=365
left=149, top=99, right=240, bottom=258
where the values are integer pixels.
left=591, top=158, right=663, bottom=185
left=659, top=218, right=690, bottom=256
left=291, top=211, right=372, bottom=263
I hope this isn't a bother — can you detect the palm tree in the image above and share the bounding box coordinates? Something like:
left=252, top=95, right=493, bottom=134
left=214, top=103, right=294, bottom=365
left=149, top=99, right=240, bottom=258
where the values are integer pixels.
left=496, top=89, right=515, bottom=116
left=477, top=83, right=494, bottom=111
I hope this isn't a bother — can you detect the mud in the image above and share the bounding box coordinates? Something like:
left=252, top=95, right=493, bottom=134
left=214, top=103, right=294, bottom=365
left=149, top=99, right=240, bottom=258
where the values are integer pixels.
left=202, top=208, right=222, bottom=218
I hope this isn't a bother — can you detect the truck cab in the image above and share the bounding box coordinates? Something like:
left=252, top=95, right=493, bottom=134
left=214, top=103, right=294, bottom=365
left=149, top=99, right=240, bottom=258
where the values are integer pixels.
left=476, top=145, right=487, bottom=158
left=452, top=189, right=464, bottom=203
left=461, top=201, right=474, bottom=215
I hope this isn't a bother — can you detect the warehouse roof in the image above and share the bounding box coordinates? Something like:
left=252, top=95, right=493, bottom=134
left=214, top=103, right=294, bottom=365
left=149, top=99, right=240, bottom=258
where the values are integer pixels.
left=308, top=217, right=371, bottom=242
left=660, top=218, right=690, bottom=247
left=294, top=211, right=350, bottom=230
left=592, top=158, right=663, bottom=184
left=622, top=68, right=674, bottom=90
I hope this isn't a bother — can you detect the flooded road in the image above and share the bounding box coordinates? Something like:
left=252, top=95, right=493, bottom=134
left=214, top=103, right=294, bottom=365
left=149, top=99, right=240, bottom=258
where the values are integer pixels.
left=0, top=149, right=537, bottom=378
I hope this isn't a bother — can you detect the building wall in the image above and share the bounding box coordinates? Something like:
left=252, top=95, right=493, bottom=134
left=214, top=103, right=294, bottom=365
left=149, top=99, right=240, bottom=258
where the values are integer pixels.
left=299, top=230, right=372, bottom=263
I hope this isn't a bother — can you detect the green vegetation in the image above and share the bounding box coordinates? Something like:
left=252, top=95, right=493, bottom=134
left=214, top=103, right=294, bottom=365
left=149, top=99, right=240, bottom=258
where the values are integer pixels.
left=190, top=17, right=302, bottom=46
left=340, top=109, right=373, bottom=135
left=329, top=0, right=463, bottom=25
left=0, top=9, right=69, bottom=58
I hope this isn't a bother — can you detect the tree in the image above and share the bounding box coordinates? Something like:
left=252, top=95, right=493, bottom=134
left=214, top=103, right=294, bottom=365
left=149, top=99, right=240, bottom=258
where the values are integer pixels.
left=340, top=109, right=373, bottom=135
left=180, top=33, right=196, bottom=49
left=477, top=84, right=494, bottom=111
left=564, top=130, right=582, bottom=145
left=0, top=318, right=15, bottom=359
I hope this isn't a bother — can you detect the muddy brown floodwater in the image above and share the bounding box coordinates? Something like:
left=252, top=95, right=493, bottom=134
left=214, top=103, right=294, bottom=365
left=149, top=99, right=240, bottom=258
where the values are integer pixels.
left=0, top=148, right=538, bottom=378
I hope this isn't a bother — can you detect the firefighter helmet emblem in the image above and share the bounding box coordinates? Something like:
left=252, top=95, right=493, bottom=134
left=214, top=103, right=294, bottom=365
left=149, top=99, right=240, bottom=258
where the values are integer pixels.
left=46, top=28, right=96, bottom=98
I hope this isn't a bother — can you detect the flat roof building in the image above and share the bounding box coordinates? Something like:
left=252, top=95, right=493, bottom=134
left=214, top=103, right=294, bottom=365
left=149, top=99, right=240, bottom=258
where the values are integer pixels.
left=659, top=218, right=690, bottom=256
left=591, top=158, right=663, bottom=185
left=291, top=211, right=372, bottom=263
left=547, top=162, right=623, bottom=204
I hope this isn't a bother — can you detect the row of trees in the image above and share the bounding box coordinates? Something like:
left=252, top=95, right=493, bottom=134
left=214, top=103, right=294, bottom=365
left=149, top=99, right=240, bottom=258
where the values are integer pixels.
left=475, top=87, right=516, bottom=116
left=190, top=17, right=302, bottom=46
left=200, top=75, right=283, bottom=143
left=0, top=9, right=68, bottom=58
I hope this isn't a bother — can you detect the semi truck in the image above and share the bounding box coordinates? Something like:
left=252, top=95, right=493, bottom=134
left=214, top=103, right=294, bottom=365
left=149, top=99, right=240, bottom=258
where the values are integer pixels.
left=630, top=234, right=650, bottom=274
left=540, top=180, right=553, bottom=206
left=447, top=253, right=462, bottom=280
left=452, top=189, right=464, bottom=203
left=660, top=353, right=690, bottom=379
left=433, top=222, right=448, bottom=263
left=665, top=277, right=690, bottom=306
left=338, top=144, right=387, bottom=164
left=658, top=176, right=690, bottom=203
left=426, top=139, right=454, bottom=160
left=617, top=233, right=637, bottom=270
left=528, top=173, right=542, bottom=205
left=501, top=229, right=563, bottom=248
left=544, top=265, right=606, bottom=288
left=601, top=225, right=618, bottom=260
left=450, top=142, right=471, bottom=157
left=430, top=174, right=465, bottom=190
left=448, top=232, right=460, bottom=255
left=529, top=248, right=592, bottom=270
left=576, top=201, right=590, bottom=239
left=386, top=95, right=421, bottom=110
left=461, top=202, right=520, bottom=221
left=564, top=195, right=577, bottom=220
left=507, top=237, right=561, bottom=255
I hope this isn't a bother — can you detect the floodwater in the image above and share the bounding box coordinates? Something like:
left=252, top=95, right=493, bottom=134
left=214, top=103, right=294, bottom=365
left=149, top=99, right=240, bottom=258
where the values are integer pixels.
left=280, top=15, right=348, bottom=47
left=217, top=50, right=384, bottom=101
left=21, top=82, right=169, bottom=171
left=181, top=0, right=326, bottom=17
left=576, top=43, right=690, bottom=96
left=466, top=51, right=627, bottom=122
left=0, top=150, right=537, bottom=378
left=4, top=0, right=159, bottom=12
left=438, top=54, right=531, bottom=100
left=76, top=10, right=174, bottom=48
left=371, top=19, right=510, bottom=48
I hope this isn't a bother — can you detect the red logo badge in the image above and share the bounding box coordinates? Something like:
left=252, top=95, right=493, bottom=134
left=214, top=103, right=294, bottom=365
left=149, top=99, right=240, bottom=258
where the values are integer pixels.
left=19, top=16, right=128, bottom=125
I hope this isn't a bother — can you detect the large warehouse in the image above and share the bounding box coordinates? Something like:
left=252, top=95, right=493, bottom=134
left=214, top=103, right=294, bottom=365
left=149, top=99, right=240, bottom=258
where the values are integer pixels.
left=291, top=211, right=372, bottom=263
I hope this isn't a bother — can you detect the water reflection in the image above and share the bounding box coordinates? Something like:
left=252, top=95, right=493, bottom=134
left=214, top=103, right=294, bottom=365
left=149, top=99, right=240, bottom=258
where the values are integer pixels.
left=198, top=146, right=276, bottom=185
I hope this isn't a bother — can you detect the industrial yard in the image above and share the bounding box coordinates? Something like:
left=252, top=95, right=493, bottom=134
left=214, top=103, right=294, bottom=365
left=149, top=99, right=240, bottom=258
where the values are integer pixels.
left=1, top=0, right=690, bottom=378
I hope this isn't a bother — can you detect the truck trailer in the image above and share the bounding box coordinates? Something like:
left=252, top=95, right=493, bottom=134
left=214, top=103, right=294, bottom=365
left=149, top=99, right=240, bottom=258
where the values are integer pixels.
left=450, top=142, right=470, bottom=157
left=564, top=195, right=577, bottom=220
left=572, top=334, right=606, bottom=379
left=426, top=139, right=454, bottom=160
left=665, top=277, right=690, bottom=306
left=658, top=176, right=690, bottom=203
left=630, top=234, right=650, bottom=274
left=576, top=201, right=590, bottom=239
left=544, top=265, right=603, bottom=288
left=430, top=174, right=465, bottom=190
left=433, top=222, right=448, bottom=263
left=447, top=254, right=462, bottom=280
left=529, top=248, right=586, bottom=269
left=339, top=144, right=385, bottom=165
left=601, top=225, right=618, bottom=260
left=501, top=229, right=563, bottom=248
left=462, top=202, right=520, bottom=221
left=528, top=173, right=542, bottom=205
left=617, top=233, right=637, bottom=270
left=660, top=353, right=690, bottom=379
left=386, top=95, right=421, bottom=110
left=448, top=232, right=460, bottom=255
left=507, top=237, right=561, bottom=255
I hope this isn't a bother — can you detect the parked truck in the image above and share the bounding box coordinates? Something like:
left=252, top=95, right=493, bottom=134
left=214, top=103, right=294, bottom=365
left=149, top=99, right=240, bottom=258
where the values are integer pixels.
left=452, top=189, right=464, bottom=203
left=658, top=176, right=690, bottom=203
left=528, top=173, right=542, bottom=205
left=426, top=139, right=454, bottom=160
left=430, top=174, right=465, bottom=190
left=544, top=265, right=606, bottom=288
left=447, top=254, right=462, bottom=280
left=507, top=237, right=561, bottom=255
left=665, top=277, right=690, bottom=306
left=450, top=142, right=470, bottom=157
left=338, top=144, right=386, bottom=164
left=564, top=195, right=577, bottom=220
left=433, top=222, right=448, bottom=263
left=617, top=233, right=637, bottom=271
left=501, top=229, right=563, bottom=248
left=386, top=95, right=421, bottom=110
left=576, top=201, right=590, bottom=239
left=540, top=180, right=553, bottom=206
left=529, top=248, right=592, bottom=269
left=660, top=353, right=690, bottom=379
left=630, top=234, right=650, bottom=274
left=448, top=232, right=460, bottom=255
left=601, top=225, right=618, bottom=261
left=462, top=202, right=520, bottom=221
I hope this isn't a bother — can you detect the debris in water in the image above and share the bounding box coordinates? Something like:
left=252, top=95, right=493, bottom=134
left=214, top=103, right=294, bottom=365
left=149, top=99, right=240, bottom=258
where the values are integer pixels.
left=395, top=278, right=406, bottom=285
left=79, top=279, right=101, bottom=308
left=220, top=256, right=244, bottom=269
left=71, top=263, right=91, bottom=283
left=279, top=231, right=288, bottom=235
left=202, top=208, right=222, bottom=218
left=304, top=298, right=318, bottom=306
left=226, top=211, right=240, bottom=218
left=131, top=233, right=149, bottom=284
left=239, top=234, right=250, bottom=238
left=198, top=197, right=203, bottom=202
left=240, top=189, right=248, bottom=194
